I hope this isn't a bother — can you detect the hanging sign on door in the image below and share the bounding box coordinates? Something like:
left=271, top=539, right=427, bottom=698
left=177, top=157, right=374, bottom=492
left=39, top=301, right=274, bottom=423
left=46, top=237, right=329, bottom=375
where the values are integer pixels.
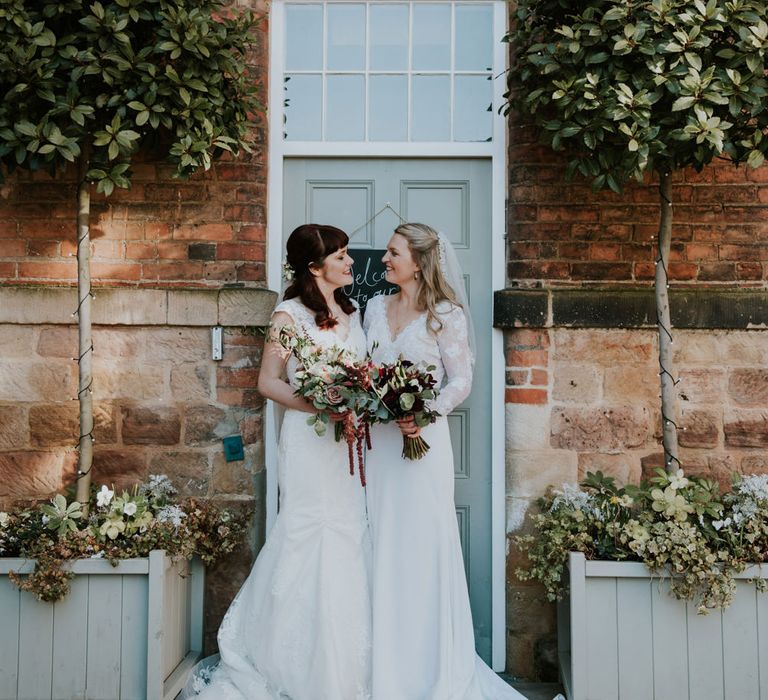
left=344, top=249, right=398, bottom=312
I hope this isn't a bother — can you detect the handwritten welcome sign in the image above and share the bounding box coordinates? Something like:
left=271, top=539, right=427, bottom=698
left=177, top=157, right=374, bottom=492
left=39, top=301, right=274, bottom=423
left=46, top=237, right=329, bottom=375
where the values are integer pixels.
left=344, top=249, right=397, bottom=312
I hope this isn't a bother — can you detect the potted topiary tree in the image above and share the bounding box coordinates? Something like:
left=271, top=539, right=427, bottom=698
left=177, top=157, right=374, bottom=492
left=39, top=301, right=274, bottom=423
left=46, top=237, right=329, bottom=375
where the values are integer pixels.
left=506, top=2, right=768, bottom=698
left=0, top=0, right=261, bottom=504
left=0, top=1, right=261, bottom=698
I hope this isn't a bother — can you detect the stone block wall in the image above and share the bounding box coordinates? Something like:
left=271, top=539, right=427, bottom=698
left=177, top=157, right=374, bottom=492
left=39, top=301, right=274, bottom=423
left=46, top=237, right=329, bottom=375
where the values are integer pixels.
left=503, top=320, right=768, bottom=679
left=0, top=286, right=275, bottom=653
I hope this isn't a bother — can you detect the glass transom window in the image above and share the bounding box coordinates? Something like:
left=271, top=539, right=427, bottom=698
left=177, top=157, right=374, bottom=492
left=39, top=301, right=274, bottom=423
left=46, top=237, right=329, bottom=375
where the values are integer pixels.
left=283, top=2, right=495, bottom=143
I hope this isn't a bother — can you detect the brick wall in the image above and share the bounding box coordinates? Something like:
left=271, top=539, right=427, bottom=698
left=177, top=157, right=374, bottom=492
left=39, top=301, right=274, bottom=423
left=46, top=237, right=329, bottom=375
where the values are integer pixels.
left=508, top=126, right=768, bottom=287
left=0, top=3, right=269, bottom=289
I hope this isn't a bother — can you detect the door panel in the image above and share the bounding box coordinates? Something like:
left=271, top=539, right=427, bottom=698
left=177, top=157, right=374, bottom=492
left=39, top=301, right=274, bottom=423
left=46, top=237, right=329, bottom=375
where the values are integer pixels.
left=284, top=158, right=493, bottom=661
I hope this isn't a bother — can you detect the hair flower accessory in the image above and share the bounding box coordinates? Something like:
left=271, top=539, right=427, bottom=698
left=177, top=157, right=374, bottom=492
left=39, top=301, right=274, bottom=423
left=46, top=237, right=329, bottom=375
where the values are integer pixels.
left=282, top=259, right=295, bottom=282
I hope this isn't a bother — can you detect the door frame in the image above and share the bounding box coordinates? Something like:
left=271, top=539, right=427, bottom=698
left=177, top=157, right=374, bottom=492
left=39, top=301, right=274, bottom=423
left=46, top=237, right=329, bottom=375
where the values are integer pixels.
left=266, top=0, right=509, bottom=671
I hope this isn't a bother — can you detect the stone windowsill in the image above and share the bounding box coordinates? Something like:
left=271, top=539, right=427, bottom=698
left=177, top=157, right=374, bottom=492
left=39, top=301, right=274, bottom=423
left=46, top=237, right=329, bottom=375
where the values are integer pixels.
left=494, top=288, right=768, bottom=330
left=0, top=286, right=278, bottom=327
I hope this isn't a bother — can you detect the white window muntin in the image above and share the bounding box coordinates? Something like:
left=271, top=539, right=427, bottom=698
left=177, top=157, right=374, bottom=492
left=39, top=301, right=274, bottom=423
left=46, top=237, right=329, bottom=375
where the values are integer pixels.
left=283, top=1, right=495, bottom=143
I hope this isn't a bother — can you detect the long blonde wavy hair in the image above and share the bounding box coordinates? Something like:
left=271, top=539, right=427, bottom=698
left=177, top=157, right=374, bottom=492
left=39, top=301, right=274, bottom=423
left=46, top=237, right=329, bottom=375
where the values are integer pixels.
left=394, top=222, right=461, bottom=334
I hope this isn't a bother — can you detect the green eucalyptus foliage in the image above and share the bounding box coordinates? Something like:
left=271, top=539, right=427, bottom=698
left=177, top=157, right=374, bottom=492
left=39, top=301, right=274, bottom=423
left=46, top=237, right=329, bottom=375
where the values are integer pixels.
left=506, top=0, right=768, bottom=191
left=0, top=0, right=261, bottom=194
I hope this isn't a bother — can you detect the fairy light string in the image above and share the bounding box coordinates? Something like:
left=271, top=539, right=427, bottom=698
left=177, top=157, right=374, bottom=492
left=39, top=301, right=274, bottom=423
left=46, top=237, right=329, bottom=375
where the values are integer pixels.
left=74, top=214, right=95, bottom=479
left=656, top=175, right=683, bottom=471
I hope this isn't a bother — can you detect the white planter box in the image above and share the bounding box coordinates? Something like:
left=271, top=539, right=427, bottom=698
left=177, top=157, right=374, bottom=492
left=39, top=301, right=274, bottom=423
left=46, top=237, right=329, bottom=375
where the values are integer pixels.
left=0, top=550, right=204, bottom=700
left=558, top=552, right=768, bottom=700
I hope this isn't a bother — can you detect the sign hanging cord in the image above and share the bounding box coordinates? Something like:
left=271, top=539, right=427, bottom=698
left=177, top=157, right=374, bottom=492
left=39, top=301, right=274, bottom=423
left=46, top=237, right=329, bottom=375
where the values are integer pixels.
left=349, top=202, right=406, bottom=239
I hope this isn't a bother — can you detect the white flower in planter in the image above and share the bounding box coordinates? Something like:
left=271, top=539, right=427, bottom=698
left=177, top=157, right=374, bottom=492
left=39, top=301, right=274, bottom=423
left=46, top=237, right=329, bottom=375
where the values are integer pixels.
left=123, top=502, right=138, bottom=517
left=96, top=485, right=114, bottom=508
left=0, top=512, right=9, bottom=528
left=668, top=469, right=690, bottom=491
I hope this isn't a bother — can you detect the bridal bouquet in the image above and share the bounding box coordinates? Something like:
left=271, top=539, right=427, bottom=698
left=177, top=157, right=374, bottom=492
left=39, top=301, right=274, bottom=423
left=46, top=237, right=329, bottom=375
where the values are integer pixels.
left=277, top=325, right=374, bottom=486
left=369, top=356, right=440, bottom=460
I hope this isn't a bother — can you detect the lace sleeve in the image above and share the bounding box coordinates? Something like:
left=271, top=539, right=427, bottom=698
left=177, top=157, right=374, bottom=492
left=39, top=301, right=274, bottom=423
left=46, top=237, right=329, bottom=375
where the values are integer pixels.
left=432, top=304, right=474, bottom=416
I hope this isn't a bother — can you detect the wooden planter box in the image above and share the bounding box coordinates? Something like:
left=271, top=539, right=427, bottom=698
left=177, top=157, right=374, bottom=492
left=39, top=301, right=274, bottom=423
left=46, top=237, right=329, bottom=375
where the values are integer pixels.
left=558, top=552, right=768, bottom=700
left=0, top=550, right=203, bottom=700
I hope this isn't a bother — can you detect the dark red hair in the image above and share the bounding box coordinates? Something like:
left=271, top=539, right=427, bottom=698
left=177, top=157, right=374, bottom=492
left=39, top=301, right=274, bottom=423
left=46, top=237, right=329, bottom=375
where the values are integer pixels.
left=283, top=224, right=355, bottom=329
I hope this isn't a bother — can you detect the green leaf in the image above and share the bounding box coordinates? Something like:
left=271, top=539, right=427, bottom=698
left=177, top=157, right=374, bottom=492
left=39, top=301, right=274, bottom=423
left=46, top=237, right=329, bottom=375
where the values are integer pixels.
left=108, top=140, right=120, bottom=160
left=672, top=96, right=696, bottom=111
left=16, top=122, right=37, bottom=137
left=747, top=149, right=765, bottom=168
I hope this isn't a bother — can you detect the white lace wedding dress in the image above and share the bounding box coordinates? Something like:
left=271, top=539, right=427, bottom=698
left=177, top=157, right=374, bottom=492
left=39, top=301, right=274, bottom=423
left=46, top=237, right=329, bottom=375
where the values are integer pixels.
left=364, top=294, right=527, bottom=700
left=183, top=298, right=372, bottom=700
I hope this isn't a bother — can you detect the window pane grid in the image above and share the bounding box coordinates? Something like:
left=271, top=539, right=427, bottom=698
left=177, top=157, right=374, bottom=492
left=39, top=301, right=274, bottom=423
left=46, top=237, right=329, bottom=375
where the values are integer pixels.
left=284, top=1, right=494, bottom=143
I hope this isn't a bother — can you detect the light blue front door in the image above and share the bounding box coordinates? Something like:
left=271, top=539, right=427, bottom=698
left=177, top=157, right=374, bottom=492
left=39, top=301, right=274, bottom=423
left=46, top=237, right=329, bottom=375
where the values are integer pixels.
left=284, top=157, right=494, bottom=661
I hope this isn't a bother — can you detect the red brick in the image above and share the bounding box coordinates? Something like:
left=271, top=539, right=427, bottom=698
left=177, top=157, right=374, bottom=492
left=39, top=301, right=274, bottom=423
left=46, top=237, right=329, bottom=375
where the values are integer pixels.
left=125, top=242, right=157, bottom=260
left=92, top=239, right=124, bottom=259
left=571, top=262, right=632, bottom=280
left=572, top=224, right=632, bottom=242
left=510, top=223, right=563, bottom=241
left=217, top=367, right=260, bottom=388
left=0, top=262, right=16, bottom=279
left=156, top=242, right=188, bottom=259
left=145, top=183, right=206, bottom=202
left=173, top=223, right=233, bottom=241
left=698, top=262, right=736, bottom=281
left=91, top=262, right=140, bottom=280
left=720, top=244, right=767, bottom=261
left=20, top=221, right=74, bottom=239
left=713, top=165, right=750, bottom=183
left=633, top=262, right=656, bottom=280
left=736, top=262, right=763, bottom=280
left=601, top=205, right=657, bottom=223
left=506, top=369, right=529, bottom=386
left=684, top=168, right=714, bottom=183
left=508, top=261, right=570, bottom=280
left=235, top=263, right=265, bottom=282
left=18, top=261, right=76, bottom=279
left=505, top=388, right=548, bottom=405
left=216, top=387, right=263, bottom=408
left=695, top=185, right=757, bottom=204
left=215, top=164, right=265, bottom=180
left=746, top=166, right=768, bottom=183
left=145, top=223, right=172, bottom=240
left=216, top=243, right=265, bottom=261
left=590, top=243, right=622, bottom=261
left=202, top=262, right=237, bottom=281
left=0, top=240, right=26, bottom=257
left=222, top=204, right=266, bottom=223
left=685, top=244, right=718, bottom=261
left=509, top=242, right=540, bottom=259
left=538, top=206, right=599, bottom=223
left=668, top=262, right=698, bottom=280
left=506, top=349, right=549, bottom=368
left=142, top=262, right=204, bottom=280
left=506, top=328, right=551, bottom=349
left=530, top=369, right=548, bottom=386
left=0, top=222, right=17, bottom=238
left=558, top=242, right=589, bottom=260
left=722, top=205, right=768, bottom=223
left=239, top=224, right=266, bottom=242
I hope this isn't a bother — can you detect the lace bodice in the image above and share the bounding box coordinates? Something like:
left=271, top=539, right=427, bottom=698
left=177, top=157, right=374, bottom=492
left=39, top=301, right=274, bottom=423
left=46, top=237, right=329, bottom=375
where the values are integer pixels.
left=272, top=298, right=367, bottom=386
left=363, top=294, right=473, bottom=416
